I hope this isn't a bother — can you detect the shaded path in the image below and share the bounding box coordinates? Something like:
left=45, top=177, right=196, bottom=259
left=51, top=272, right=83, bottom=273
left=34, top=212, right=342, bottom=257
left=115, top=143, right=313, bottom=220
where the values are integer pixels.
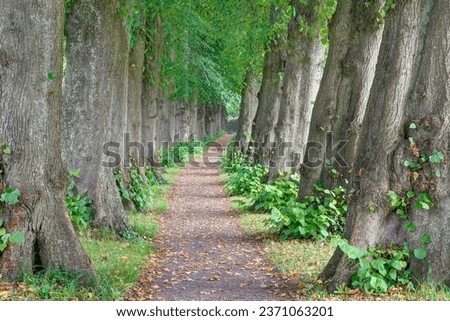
left=126, top=135, right=288, bottom=301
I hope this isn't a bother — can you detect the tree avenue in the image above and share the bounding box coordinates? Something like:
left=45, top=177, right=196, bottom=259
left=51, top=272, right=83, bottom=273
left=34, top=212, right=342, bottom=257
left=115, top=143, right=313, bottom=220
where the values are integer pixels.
left=0, top=0, right=448, bottom=296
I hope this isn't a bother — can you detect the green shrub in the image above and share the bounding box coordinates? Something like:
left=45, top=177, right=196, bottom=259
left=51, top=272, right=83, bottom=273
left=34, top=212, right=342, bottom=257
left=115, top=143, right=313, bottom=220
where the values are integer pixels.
left=336, top=238, right=413, bottom=293
left=251, top=172, right=299, bottom=212
left=66, top=183, right=93, bottom=231
left=129, top=168, right=153, bottom=211
left=267, top=184, right=347, bottom=240
left=227, top=164, right=268, bottom=197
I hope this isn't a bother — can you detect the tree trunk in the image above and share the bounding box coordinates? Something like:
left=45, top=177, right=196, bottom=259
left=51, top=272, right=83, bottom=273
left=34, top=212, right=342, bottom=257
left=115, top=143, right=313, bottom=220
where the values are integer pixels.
left=0, top=0, right=95, bottom=280
left=196, top=102, right=206, bottom=141
left=298, top=0, right=384, bottom=199
left=141, top=14, right=163, bottom=165
left=269, top=1, right=325, bottom=178
left=251, top=4, right=287, bottom=166
left=251, top=45, right=286, bottom=165
left=235, top=71, right=260, bottom=154
left=189, top=98, right=198, bottom=140
left=127, top=30, right=146, bottom=166
left=177, top=102, right=191, bottom=142
left=63, top=0, right=130, bottom=234
left=322, top=0, right=450, bottom=290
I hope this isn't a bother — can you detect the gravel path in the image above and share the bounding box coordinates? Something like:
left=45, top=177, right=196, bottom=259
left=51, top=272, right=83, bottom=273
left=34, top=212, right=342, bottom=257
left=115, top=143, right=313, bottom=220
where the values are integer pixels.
left=126, top=135, right=288, bottom=301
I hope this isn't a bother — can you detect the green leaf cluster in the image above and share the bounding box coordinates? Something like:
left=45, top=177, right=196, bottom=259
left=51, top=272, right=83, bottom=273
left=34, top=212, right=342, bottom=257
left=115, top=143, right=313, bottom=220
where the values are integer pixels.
left=0, top=218, right=25, bottom=253
left=66, top=182, right=93, bottom=232
left=267, top=184, right=347, bottom=241
left=337, top=239, right=412, bottom=294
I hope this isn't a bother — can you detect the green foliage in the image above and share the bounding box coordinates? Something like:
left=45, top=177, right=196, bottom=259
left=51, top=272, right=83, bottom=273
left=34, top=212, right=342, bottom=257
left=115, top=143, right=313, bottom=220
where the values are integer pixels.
left=0, top=188, right=20, bottom=205
left=413, top=247, right=427, bottom=260
left=47, top=72, right=57, bottom=80
left=415, top=192, right=433, bottom=210
left=337, top=239, right=412, bottom=294
left=114, top=169, right=132, bottom=202
left=223, top=151, right=268, bottom=197
left=66, top=183, right=93, bottom=232
left=250, top=172, right=299, bottom=212
left=0, top=218, right=25, bottom=253
left=387, top=190, right=408, bottom=218
left=268, top=184, right=347, bottom=241
left=129, top=168, right=153, bottom=211
left=429, top=152, right=444, bottom=164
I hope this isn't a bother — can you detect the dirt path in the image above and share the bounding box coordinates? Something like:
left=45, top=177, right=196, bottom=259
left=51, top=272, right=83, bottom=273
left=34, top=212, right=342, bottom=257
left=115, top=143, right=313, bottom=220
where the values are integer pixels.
left=126, top=135, right=288, bottom=301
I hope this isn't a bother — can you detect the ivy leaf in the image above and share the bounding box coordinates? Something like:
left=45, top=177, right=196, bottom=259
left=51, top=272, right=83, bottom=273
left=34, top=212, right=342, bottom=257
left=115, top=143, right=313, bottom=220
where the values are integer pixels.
left=405, top=221, right=417, bottom=233
left=406, top=190, right=415, bottom=199
left=3, top=147, right=11, bottom=155
left=69, top=169, right=81, bottom=178
left=409, top=123, right=417, bottom=129
left=47, top=72, right=57, bottom=80
left=414, top=248, right=427, bottom=260
left=429, top=152, right=444, bottom=164
left=9, top=231, right=24, bottom=244
left=0, top=188, right=21, bottom=205
left=421, top=234, right=431, bottom=244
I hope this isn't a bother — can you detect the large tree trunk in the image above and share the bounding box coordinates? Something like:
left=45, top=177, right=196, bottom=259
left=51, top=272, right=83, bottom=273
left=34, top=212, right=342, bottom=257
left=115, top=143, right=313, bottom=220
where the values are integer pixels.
left=269, top=0, right=325, bottom=178
left=127, top=30, right=146, bottom=166
left=322, top=0, right=450, bottom=290
left=0, top=0, right=94, bottom=280
left=141, top=14, right=163, bottom=165
left=63, top=0, right=130, bottom=234
left=235, top=71, right=260, bottom=154
left=251, top=45, right=285, bottom=165
left=251, top=4, right=287, bottom=166
left=298, top=0, right=384, bottom=199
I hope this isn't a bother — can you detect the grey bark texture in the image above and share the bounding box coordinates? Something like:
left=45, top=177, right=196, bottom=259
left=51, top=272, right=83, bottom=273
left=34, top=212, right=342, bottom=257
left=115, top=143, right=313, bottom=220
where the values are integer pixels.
left=235, top=71, right=261, bottom=154
left=298, top=0, right=384, bottom=199
left=322, top=0, right=450, bottom=290
left=251, top=45, right=285, bottom=165
left=142, top=14, right=163, bottom=164
left=0, top=0, right=94, bottom=280
left=63, top=0, right=130, bottom=234
left=127, top=30, right=146, bottom=166
left=269, top=0, right=325, bottom=179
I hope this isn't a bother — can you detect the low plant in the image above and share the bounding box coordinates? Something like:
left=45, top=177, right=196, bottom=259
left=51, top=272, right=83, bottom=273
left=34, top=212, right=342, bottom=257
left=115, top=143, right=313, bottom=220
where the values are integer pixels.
left=267, top=184, right=347, bottom=240
left=66, top=183, right=93, bottom=231
left=129, top=168, right=153, bottom=210
left=250, top=172, right=300, bottom=212
left=335, top=238, right=413, bottom=293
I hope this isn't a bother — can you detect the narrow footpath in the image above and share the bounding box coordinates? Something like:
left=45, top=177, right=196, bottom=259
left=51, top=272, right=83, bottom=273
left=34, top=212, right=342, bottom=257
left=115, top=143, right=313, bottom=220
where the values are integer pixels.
left=126, top=135, right=290, bottom=301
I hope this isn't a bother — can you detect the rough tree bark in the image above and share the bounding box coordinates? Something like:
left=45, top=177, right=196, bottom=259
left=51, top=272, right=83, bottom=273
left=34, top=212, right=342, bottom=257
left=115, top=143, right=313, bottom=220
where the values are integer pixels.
left=235, top=71, right=260, bottom=154
left=269, top=0, right=325, bottom=179
left=196, top=102, right=207, bottom=141
left=142, top=14, right=163, bottom=164
left=127, top=29, right=146, bottom=166
left=298, top=0, right=385, bottom=199
left=0, top=0, right=95, bottom=280
left=251, top=5, right=286, bottom=166
left=63, top=0, right=130, bottom=234
left=178, top=102, right=191, bottom=142
left=321, top=0, right=450, bottom=290
left=189, top=98, right=198, bottom=140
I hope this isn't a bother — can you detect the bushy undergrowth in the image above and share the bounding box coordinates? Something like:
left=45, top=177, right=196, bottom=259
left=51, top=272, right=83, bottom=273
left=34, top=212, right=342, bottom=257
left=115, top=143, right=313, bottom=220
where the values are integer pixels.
left=221, top=150, right=347, bottom=241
